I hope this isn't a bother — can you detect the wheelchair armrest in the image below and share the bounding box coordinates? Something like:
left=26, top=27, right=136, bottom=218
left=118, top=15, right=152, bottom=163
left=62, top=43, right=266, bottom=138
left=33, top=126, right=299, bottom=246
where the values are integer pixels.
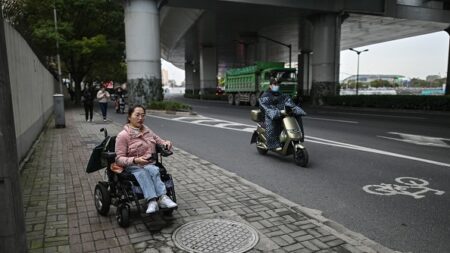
left=156, top=144, right=173, bottom=157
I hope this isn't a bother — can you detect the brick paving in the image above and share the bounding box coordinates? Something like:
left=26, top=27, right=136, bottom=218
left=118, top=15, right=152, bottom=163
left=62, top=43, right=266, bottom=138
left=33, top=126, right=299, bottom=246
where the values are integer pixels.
left=20, top=107, right=400, bottom=253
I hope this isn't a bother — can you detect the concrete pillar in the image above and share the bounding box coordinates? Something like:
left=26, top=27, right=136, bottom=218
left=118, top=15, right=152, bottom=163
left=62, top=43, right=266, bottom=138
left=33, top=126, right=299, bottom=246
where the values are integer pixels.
left=199, top=45, right=217, bottom=95
left=0, top=19, right=27, bottom=253
left=309, top=13, right=343, bottom=102
left=184, top=62, right=195, bottom=94
left=445, top=27, right=450, bottom=95
left=257, top=39, right=267, bottom=62
left=298, top=50, right=313, bottom=96
left=184, top=26, right=200, bottom=95
left=245, top=43, right=258, bottom=65
left=124, top=0, right=162, bottom=105
left=298, top=17, right=314, bottom=96
left=236, top=42, right=246, bottom=66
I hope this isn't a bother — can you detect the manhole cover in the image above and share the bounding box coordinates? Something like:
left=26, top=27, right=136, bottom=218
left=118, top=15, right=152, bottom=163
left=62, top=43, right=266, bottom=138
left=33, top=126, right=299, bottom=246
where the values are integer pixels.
left=173, top=219, right=259, bottom=253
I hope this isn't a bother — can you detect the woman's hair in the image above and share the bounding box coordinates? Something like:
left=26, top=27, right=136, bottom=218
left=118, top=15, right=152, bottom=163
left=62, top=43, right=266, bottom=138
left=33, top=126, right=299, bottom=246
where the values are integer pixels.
left=127, top=105, right=146, bottom=123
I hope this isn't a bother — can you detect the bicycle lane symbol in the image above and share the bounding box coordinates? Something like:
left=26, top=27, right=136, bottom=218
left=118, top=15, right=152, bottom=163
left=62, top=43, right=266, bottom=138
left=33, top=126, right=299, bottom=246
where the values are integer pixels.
left=363, top=177, right=445, bottom=199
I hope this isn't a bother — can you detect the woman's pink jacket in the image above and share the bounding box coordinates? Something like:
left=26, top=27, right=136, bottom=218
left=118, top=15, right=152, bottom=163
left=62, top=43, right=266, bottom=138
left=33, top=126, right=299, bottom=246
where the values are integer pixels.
left=115, top=124, right=168, bottom=167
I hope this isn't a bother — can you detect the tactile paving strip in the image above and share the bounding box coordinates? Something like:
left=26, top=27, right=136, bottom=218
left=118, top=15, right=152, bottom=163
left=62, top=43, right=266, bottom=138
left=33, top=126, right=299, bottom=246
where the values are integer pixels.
left=172, top=219, right=259, bottom=253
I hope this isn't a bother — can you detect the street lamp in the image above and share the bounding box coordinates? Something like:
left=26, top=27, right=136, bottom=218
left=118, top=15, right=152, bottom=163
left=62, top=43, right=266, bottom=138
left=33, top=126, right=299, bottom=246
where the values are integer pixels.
left=258, top=34, right=292, bottom=68
left=349, top=48, right=369, bottom=95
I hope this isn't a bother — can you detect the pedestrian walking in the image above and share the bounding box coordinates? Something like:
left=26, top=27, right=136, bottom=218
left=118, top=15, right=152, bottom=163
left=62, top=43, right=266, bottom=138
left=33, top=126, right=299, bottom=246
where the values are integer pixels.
left=97, top=85, right=110, bottom=121
left=82, top=84, right=95, bottom=122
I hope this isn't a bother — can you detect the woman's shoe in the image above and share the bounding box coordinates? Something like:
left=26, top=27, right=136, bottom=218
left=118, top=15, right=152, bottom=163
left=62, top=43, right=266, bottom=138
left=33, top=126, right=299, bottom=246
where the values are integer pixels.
left=146, top=201, right=159, bottom=214
left=158, top=195, right=177, bottom=209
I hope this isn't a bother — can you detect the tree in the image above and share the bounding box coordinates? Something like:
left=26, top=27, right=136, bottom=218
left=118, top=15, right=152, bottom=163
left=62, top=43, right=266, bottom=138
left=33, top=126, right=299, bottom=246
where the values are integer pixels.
left=370, top=79, right=394, bottom=88
left=2, top=0, right=125, bottom=104
left=409, top=78, right=429, bottom=88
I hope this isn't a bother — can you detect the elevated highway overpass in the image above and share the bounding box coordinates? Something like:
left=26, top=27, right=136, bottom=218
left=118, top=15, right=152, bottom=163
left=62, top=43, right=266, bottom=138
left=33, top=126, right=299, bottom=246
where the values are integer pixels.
left=123, top=0, right=450, bottom=105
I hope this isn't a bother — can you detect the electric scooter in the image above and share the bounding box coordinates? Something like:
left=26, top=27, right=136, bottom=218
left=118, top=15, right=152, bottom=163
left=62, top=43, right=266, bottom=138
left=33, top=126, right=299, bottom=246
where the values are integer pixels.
left=250, top=106, right=309, bottom=167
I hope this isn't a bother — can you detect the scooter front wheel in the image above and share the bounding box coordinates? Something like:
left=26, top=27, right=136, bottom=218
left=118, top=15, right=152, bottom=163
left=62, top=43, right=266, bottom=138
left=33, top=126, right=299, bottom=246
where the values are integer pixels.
left=256, top=138, right=268, bottom=155
left=256, top=146, right=268, bottom=155
left=294, top=148, right=309, bottom=167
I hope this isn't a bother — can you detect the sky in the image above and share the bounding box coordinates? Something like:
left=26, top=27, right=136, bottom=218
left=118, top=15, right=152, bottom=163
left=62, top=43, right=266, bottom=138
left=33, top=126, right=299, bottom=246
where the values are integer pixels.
left=340, top=31, right=449, bottom=81
left=161, top=59, right=185, bottom=86
left=162, top=31, right=449, bottom=84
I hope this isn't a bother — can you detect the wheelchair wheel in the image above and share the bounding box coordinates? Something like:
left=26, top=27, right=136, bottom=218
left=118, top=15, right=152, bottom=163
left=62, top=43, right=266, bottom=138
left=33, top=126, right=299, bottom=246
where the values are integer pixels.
left=94, top=184, right=110, bottom=216
left=116, top=204, right=130, bottom=227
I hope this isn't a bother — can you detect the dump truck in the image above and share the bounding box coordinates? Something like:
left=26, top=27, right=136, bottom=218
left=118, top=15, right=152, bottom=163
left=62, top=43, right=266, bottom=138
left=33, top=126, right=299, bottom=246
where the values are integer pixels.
left=224, top=62, right=297, bottom=106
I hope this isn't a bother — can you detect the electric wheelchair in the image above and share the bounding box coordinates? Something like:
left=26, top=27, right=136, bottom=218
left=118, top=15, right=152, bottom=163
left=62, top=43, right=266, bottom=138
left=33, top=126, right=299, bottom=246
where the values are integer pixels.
left=89, top=128, right=177, bottom=227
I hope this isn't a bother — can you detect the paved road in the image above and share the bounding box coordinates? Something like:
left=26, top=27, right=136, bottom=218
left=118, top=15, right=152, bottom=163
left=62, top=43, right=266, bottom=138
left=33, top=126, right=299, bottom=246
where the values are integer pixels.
left=106, top=97, right=450, bottom=253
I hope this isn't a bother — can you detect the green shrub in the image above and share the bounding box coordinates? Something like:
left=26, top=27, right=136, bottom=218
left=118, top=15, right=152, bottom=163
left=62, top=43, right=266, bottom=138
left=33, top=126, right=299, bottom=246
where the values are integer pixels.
left=147, top=101, right=192, bottom=111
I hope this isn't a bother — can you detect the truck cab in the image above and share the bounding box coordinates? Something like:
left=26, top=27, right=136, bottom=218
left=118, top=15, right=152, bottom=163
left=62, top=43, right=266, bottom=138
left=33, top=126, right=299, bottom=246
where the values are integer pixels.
left=224, top=62, right=298, bottom=107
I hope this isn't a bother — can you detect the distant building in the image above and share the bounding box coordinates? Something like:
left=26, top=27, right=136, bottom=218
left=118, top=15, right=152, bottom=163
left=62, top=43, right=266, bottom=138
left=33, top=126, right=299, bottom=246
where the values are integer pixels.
left=168, top=79, right=176, bottom=87
left=426, top=75, right=441, bottom=82
left=342, top=74, right=409, bottom=86
left=162, top=68, right=169, bottom=85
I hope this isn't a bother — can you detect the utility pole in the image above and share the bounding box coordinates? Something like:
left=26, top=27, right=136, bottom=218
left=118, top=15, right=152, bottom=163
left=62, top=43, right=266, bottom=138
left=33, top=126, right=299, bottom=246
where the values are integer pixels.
left=53, top=1, right=63, bottom=93
left=349, top=48, right=369, bottom=95
left=53, top=1, right=65, bottom=128
left=445, top=27, right=450, bottom=95
left=0, top=18, right=27, bottom=253
left=258, top=34, right=292, bottom=68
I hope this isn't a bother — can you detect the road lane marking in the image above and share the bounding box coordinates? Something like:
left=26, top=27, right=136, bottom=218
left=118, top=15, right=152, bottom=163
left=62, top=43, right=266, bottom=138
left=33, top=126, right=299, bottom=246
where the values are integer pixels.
left=378, top=132, right=450, bottom=148
left=306, top=117, right=358, bottom=124
left=307, top=136, right=450, bottom=168
left=149, top=114, right=255, bottom=132
left=363, top=177, right=445, bottom=199
left=148, top=114, right=450, bottom=168
left=321, top=111, right=426, bottom=120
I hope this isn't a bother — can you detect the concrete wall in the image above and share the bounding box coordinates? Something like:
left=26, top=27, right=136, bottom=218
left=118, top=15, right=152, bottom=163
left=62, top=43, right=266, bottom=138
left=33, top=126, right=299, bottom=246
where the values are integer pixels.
left=3, top=21, right=56, bottom=163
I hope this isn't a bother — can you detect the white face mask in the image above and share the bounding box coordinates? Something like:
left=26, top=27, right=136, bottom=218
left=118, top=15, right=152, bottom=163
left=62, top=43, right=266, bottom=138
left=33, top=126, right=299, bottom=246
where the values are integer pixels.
left=271, top=85, right=280, bottom=92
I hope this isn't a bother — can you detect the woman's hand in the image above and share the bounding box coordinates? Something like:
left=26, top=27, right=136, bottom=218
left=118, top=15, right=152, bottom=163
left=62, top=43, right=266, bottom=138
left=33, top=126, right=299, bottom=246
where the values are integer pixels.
left=134, top=156, right=151, bottom=166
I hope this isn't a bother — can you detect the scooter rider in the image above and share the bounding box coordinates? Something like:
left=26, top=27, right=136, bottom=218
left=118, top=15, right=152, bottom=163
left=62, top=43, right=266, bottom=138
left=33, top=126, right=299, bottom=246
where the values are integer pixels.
left=259, top=78, right=306, bottom=151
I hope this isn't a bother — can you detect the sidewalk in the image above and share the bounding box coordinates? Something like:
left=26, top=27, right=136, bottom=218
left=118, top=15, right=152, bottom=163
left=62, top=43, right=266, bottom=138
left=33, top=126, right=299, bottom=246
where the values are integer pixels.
left=21, top=107, right=400, bottom=253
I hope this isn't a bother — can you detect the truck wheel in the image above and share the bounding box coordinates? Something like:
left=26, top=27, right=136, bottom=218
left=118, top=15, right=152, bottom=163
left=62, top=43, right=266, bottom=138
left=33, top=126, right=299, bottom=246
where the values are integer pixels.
left=249, top=93, right=257, bottom=107
left=234, top=94, right=241, bottom=106
left=228, top=94, right=235, bottom=105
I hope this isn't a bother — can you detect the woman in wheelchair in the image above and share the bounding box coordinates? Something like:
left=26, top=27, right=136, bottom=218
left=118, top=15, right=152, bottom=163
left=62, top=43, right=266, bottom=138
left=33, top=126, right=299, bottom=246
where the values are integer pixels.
left=115, top=105, right=177, bottom=214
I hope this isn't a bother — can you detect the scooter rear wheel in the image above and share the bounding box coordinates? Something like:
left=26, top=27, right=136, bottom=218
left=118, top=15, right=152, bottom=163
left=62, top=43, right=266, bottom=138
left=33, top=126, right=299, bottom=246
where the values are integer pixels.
left=294, top=148, right=309, bottom=167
